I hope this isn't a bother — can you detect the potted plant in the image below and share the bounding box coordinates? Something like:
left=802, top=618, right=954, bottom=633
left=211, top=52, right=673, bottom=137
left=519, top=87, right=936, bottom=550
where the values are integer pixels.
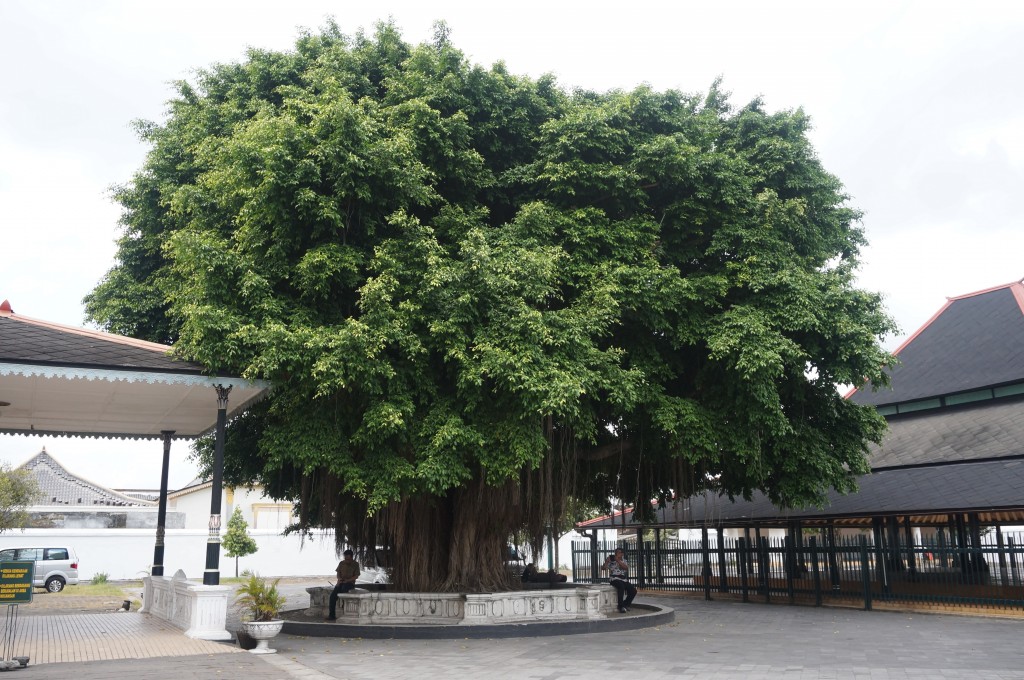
left=234, top=572, right=287, bottom=654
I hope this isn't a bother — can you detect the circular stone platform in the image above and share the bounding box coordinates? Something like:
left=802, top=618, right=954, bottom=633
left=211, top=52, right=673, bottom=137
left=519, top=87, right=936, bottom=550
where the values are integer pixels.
left=281, top=602, right=674, bottom=639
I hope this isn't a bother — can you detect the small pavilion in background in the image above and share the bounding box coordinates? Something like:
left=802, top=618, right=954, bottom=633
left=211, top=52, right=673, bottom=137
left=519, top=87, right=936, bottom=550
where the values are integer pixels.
left=0, top=300, right=269, bottom=637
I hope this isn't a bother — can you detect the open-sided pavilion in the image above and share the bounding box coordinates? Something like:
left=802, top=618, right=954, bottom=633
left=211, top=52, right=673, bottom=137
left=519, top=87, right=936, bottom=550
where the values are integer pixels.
left=0, top=300, right=270, bottom=637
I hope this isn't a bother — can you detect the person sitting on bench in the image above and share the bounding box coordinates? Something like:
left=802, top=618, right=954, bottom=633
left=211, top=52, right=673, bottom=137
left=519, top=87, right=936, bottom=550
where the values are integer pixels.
left=603, top=548, right=637, bottom=613
left=326, top=549, right=360, bottom=621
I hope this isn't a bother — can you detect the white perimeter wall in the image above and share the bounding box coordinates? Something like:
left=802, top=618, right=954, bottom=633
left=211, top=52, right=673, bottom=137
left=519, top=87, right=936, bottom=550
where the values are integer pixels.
left=0, top=529, right=342, bottom=581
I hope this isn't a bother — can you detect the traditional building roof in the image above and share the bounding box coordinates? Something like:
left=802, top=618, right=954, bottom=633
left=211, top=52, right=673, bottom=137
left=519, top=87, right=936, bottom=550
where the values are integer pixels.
left=848, top=280, right=1024, bottom=407
left=850, top=279, right=1024, bottom=470
left=578, top=457, right=1024, bottom=529
left=0, top=305, right=204, bottom=375
left=868, top=397, right=1024, bottom=468
left=18, top=448, right=156, bottom=507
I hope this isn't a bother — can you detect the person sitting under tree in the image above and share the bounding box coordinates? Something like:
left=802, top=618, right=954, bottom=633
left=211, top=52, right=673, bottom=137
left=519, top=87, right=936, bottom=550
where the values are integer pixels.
left=603, top=548, right=637, bottom=613
left=326, top=549, right=360, bottom=621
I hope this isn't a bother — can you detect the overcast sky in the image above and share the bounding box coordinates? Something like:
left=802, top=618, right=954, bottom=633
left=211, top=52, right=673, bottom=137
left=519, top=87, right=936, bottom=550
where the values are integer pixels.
left=2, top=0, right=1022, bottom=488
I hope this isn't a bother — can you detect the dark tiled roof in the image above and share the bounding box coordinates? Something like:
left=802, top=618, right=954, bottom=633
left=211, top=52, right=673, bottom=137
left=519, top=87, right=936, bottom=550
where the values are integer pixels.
left=867, top=397, right=1024, bottom=468
left=580, top=458, right=1024, bottom=528
left=18, top=449, right=155, bottom=507
left=850, top=282, right=1024, bottom=406
left=0, top=314, right=204, bottom=374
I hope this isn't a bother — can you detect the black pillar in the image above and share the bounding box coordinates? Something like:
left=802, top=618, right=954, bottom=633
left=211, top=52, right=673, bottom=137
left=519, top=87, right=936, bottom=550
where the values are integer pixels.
left=967, top=512, right=986, bottom=582
left=700, top=525, right=712, bottom=601
left=716, top=527, right=728, bottom=592
left=653, top=528, right=663, bottom=585
left=903, top=516, right=917, bottom=574
left=787, top=521, right=800, bottom=574
left=151, top=430, right=174, bottom=577
left=203, top=385, right=231, bottom=586
left=744, top=527, right=754, bottom=581
left=636, top=531, right=646, bottom=588
left=886, top=515, right=904, bottom=572
left=827, top=522, right=841, bottom=590
left=954, top=514, right=969, bottom=575
left=871, top=517, right=888, bottom=590
left=996, top=525, right=1010, bottom=586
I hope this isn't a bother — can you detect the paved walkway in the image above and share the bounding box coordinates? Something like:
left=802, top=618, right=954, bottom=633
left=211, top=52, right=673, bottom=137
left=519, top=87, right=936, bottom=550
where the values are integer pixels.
left=11, top=590, right=1024, bottom=679
left=8, top=611, right=242, bottom=664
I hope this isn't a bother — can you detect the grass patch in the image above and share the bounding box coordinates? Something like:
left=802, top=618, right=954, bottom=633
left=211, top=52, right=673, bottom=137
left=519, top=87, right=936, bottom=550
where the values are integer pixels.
left=39, top=577, right=250, bottom=599
left=42, top=581, right=144, bottom=598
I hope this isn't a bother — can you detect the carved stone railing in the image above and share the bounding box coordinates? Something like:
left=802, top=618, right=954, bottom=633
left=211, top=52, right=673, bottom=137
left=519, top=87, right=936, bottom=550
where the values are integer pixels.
left=303, top=584, right=616, bottom=625
left=141, top=570, right=232, bottom=640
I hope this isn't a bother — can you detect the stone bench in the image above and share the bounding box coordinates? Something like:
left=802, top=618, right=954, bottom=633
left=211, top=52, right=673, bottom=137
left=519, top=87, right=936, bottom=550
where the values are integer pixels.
left=303, top=585, right=617, bottom=625
left=305, top=586, right=383, bottom=617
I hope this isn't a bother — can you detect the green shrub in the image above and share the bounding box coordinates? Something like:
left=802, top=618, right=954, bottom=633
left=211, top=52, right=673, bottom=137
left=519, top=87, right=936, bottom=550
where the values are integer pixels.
left=233, top=572, right=285, bottom=622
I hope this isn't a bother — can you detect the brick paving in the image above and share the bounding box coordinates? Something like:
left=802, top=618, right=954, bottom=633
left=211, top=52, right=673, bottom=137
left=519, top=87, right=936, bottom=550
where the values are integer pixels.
left=7, top=586, right=1024, bottom=679
left=6, top=611, right=241, bottom=664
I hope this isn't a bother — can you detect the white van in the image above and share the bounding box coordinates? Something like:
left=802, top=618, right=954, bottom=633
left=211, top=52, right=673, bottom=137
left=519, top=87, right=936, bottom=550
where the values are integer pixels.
left=0, top=546, right=80, bottom=592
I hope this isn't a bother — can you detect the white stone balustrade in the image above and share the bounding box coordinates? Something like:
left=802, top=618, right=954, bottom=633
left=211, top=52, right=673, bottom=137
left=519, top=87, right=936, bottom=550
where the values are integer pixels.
left=304, top=585, right=616, bottom=625
left=141, top=570, right=232, bottom=640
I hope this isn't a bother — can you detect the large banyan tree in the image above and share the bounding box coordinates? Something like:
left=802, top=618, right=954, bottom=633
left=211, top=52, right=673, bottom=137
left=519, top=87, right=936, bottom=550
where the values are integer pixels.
left=85, top=22, right=895, bottom=592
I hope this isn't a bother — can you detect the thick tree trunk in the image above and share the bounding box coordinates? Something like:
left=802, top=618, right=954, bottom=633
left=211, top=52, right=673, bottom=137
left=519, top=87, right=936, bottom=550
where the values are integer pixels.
left=378, top=478, right=520, bottom=592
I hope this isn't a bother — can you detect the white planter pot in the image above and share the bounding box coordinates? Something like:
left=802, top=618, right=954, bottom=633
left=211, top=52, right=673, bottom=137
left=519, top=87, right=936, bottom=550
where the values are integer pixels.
left=243, top=619, right=284, bottom=654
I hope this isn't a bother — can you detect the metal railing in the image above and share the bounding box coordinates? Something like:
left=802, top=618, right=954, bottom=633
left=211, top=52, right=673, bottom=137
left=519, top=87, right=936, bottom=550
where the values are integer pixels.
left=572, top=532, right=1024, bottom=613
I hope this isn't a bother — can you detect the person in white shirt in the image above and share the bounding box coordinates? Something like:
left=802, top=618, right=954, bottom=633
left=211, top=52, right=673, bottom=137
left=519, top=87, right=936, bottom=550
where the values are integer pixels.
left=603, top=547, right=637, bottom=613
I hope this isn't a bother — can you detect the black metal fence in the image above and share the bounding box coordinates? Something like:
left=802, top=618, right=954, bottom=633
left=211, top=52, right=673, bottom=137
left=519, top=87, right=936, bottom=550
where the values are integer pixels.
left=572, top=530, right=1024, bottom=613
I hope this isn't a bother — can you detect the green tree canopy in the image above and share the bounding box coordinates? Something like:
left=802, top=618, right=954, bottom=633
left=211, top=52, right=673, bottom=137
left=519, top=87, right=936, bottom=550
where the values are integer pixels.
left=85, top=21, right=895, bottom=591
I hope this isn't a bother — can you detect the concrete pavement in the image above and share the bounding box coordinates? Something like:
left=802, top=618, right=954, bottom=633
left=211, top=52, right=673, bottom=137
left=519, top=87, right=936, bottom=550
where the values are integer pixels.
left=20, top=589, right=1024, bottom=679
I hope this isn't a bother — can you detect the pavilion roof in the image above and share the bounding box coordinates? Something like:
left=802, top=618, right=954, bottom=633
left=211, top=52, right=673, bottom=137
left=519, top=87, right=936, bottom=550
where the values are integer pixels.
left=0, top=300, right=269, bottom=439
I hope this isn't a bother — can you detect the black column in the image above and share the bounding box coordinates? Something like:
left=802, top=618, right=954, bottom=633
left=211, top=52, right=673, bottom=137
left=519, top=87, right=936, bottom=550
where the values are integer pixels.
left=903, top=516, right=917, bottom=575
left=872, top=516, right=888, bottom=590
left=700, top=525, right=712, bottom=600
left=827, top=522, right=840, bottom=590
left=653, top=528, right=663, bottom=585
left=151, top=430, right=174, bottom=577
left=716, top=527, right=728, bottom=592
left=203, top=385, right=231, bottom=586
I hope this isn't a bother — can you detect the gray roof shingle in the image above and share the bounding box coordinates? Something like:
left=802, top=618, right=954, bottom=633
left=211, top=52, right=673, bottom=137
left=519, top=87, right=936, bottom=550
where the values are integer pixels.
left=18, top=449, right=156, bottom=507
left=868, top=397, right=1024, bottom=468
left=580, top=458, right=1024, bottom=528
left=0, top=314, right=204, bottom=375
left=850, top=282, right=1024, bottom=406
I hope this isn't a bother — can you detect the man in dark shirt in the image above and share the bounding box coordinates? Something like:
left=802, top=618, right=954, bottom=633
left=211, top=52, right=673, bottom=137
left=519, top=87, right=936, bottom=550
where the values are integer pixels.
left=326, top=549, right=361, bottom=621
